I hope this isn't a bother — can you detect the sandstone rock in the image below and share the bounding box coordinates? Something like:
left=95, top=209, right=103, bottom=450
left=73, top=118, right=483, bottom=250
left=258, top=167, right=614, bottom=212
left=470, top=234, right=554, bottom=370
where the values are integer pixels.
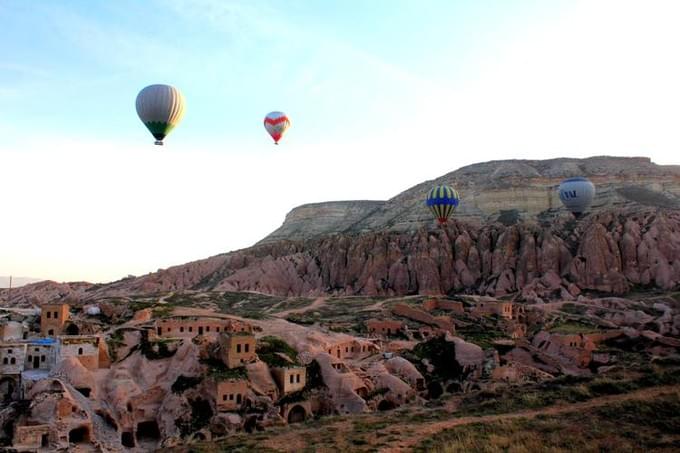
left=384, top=357, right=425, bottom=389
left=210, top=413, right=243, bottom=436
left=448, top=336, right=484, bottom=376
left=158, top=392, right=190, bottom=440
left=133, top=308, right=152, bottom=322
left=314, top=353, right=368, bottom=415
left=50, top=358, right=96, bottom=397
left=246, top=361, right=279, bottom=400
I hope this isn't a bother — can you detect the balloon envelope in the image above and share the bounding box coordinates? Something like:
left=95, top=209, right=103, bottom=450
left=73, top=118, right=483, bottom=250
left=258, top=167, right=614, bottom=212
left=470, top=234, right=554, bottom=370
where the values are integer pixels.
left=136, top=84, right=186, bottom=145
left=558, top=177, right=595, bottom=215
left=426, top=185, right=460, bottom=224
left=264, top=111, right=291, bottom=144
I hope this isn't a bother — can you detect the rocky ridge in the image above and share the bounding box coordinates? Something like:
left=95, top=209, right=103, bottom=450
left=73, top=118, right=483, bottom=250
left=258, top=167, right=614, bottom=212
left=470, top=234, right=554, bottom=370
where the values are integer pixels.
left=2, top=156, right=680, bottom=305
left=263, top=156, right=680, bottom=242
left=3, top=207, right=679, bottom=304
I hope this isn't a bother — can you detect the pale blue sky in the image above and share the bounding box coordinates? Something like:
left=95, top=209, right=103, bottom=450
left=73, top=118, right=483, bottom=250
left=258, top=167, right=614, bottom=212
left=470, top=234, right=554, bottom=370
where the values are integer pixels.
left=2, top=0, right=680, bottom=283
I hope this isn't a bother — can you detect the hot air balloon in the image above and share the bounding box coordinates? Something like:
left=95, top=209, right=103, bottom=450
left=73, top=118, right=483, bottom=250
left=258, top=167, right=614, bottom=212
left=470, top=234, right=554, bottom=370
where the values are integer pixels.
left=426, top=185, right=460, bottom=224
left=558, top=177, right=595, bottom=218
left=264, top=111, right=290, bottom=144
left=135, top=84, right=186, bottom=145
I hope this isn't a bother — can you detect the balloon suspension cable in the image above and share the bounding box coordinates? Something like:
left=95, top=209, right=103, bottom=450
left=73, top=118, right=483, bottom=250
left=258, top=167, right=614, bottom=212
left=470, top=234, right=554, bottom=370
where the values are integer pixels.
left=154, top=140, right=164, bottom=146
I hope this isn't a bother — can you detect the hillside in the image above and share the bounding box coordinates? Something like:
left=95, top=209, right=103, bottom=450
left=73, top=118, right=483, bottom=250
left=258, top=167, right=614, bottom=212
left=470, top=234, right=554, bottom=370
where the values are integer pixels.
left=261, top=156, right=680, bottom=243
left=0, top=276, right=43, bottom=288
left=2, top=155, right=680, bottom=305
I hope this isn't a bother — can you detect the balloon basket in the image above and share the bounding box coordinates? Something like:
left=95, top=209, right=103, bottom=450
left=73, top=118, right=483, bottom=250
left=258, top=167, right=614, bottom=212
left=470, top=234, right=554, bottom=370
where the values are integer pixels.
left=154, top=140, right=164, bottom=146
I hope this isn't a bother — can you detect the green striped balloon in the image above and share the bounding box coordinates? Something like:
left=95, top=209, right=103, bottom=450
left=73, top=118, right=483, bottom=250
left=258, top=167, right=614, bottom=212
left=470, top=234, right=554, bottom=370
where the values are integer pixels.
left=136, top=84, right=186, bottom=146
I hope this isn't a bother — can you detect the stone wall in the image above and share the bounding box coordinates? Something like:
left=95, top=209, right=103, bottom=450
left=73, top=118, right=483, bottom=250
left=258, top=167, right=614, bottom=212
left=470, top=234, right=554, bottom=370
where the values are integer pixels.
left=155, top=317, right=251, bottom=339
left=365, top=319, right=404, bottom=336
left=271, top=367, right=306, bottom=395
left=57, top=336, right=100, bottom=370
left=0, top=344, right=26, bottom=375
left=14, top=424, right=50, bottom=448
left=40, top=303, right=69, bottom=336
left=216, top=379, right=249, bottom=412
left=391, top=304, right=455, bottom=333
left=219, top=334, right=257, bottom=369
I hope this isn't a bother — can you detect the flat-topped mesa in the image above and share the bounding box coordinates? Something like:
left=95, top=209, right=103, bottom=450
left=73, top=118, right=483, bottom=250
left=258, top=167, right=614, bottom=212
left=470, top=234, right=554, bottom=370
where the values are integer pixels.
left=262, top=156, right=680, bottom=242
left=3, top=156, right=680, bottom=305
left=260, top=200, right=385, bottom=244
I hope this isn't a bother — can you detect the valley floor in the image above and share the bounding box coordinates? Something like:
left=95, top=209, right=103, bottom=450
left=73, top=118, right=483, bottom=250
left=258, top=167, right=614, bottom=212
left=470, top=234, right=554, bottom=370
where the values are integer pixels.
left=171, top=384, right=680, bottom=453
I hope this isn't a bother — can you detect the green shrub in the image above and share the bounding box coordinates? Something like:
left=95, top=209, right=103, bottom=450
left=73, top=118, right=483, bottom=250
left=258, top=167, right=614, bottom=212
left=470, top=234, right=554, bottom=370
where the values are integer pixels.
left=200, top=357, right=248, bottom=381
left=256, top=336, right=299, bottom=367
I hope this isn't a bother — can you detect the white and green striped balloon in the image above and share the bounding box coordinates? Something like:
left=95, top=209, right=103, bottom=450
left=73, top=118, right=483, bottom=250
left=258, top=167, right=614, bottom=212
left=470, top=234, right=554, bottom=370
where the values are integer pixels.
left=135, top=84, right=185, bottom=146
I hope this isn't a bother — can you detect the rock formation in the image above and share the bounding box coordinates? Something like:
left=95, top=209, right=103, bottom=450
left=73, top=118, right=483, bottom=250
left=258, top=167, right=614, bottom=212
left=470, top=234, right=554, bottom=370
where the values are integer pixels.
left=2, top=156, right=679, bottom=306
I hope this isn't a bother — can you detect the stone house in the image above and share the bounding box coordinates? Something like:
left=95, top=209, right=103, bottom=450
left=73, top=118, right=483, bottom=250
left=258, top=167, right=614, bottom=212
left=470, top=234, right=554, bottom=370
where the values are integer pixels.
left=271, top=366, right=306, bottom=395
left=471, top=300, right=514, bottom=320
left=532, top=331, right=599, bottom=367
left=155, top=317, right=252, bottom=339
left=56, top=335, right=107, bottom=370
left=0, top=321, right=27, bottom=341
left=40, top=303, right=70, bottom=336
left=219, top=333, right=257, bottom=369
left=365, top=319, right=404, bottom=336
left=13, top=424, right=50, bottom=450
left=0, top=343, right=26, bottom=374
left=422, top=299, right=465, bottom=314
left=325, top=340, right=376, bottom=361
left=0, top=342, right=26, bottom=401
left=13, top=378, right=94, bottom=450
left=216, top=379, right=249, bottom=412
left=24, top=338, right=57, bottom=371
left=538, top=331, right=623, bottom=368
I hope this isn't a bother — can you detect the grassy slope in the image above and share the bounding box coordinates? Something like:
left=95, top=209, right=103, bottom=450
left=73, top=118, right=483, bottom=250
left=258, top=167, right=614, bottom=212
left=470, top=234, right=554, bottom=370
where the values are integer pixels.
left=416, top=391, right=680, bottom=452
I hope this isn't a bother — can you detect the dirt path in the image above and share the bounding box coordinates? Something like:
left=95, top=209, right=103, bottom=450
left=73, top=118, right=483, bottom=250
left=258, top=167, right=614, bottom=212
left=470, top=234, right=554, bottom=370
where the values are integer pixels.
left=379, top=385, right=680, bottom=452
left=258, top=385, right=679, bottom=452
left=274, top=297, right=327, bottom=318
left=358, top=295, right=424, bottom=313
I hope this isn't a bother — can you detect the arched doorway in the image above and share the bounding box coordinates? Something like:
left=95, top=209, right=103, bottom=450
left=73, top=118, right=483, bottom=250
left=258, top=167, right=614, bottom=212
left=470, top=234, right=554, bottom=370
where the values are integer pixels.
left=75, top=387, right=91, bottom=398
left=0, top=377, right=16, bottom=401
left=136, top=420, right=160, bottom=444
left=377, top=400, right=396, bottom=411
left=68, top=426, right=90, bottom=444
left=121, top=431, right=134, bottom=448
left=287, top=405, right=307, bottom=424
left=65, top=323, right=80, bottom=335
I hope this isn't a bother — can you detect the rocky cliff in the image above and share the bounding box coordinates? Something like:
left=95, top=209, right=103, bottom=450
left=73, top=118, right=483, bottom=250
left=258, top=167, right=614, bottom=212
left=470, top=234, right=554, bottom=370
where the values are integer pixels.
left=261, top=156, right=680, bottom=243
left=6, top=207, right=678, bottom=305
left=262, top=200, right=385, bottom=244
left=3, top=156, right=680, bottom=305
left=143, top=208, right=680, bottom=299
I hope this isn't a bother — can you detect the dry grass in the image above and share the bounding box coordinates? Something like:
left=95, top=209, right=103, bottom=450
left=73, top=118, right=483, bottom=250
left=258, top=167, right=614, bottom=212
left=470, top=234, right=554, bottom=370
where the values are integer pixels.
left=417, top=390, right=680, bottom=453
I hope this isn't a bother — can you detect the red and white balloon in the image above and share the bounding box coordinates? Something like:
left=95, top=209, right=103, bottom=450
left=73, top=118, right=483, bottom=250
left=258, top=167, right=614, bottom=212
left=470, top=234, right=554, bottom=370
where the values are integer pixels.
left=264, top=111, right=291, bottom=144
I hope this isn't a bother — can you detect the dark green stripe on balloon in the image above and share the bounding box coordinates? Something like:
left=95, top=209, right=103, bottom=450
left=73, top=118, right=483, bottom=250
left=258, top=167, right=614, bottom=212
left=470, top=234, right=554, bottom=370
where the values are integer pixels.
left=144, top=121, right=176, bottom=140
